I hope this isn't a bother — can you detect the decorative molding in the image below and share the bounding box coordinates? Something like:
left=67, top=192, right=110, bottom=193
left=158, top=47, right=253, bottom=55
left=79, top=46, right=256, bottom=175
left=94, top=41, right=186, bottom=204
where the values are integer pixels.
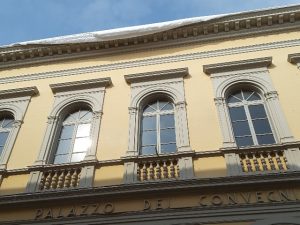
left=1, top=5, right=300, bottom=69
left=288, top=53, right=300, bottom=63
left=50, top=77, right=112, bottom=93
left=124, top=67, right=188, bottom=84
left=1, top=171, right=300, bottom=207
left=0, top=39, right=300, bottom=84
left=0, top=86, right=38, bottom=99
left=203, top=57, right=272, bottom=74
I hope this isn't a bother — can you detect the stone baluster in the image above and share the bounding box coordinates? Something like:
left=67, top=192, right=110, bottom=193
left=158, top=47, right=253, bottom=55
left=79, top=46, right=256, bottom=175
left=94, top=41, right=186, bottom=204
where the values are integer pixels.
left=245, top=155, right=252, bottom=172
left=142, top=163, right=147, bottom=181
left=268, top=152, right=276, bottom=171
left=149, top=162, right=154, bottom=180
left=170, top=160, right=175, bottom=178
left=71, top=169, right=78, bottom=187
left=156, top=162, right=161, bottom=179
left=44, top=172, right=52, bottom=190
left=261, top=156, right=268, bottom=171
left=64, top=170, right=71, bottom=188
left=76, top=170, right=81, bottom=187
left=253, top=154, right=260, bottom=172
left=163, top=161, right=168, bottom=178
left=57, top=170, right=65, bottom=188
left=50, top=171, right=58, bottom=189
left=275, top=151, right=284, bottom=170
left=39, top=173, right=46, bottom=190
left=137, top=165, right=141, bottom=181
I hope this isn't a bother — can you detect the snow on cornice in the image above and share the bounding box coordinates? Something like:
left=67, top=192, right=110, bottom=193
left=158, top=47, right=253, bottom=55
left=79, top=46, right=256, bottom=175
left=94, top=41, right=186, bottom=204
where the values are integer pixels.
left=3, top=4, right=299, bottom=48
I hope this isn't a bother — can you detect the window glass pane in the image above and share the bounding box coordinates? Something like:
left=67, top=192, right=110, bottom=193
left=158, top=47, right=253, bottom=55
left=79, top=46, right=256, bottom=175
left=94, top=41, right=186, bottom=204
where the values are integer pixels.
left=161, top=143, right=176, bottom=154
left=0, top=132, right=9, bottom=146
left=73, top=137, right=91, bottom=152
left=159, top=101, right=169, bottom=110
left=80, top=111, right=92, bottom=120
left=53, top=154, right=69, bottom=164
left=257, top=134, right=275, bottom=145
left=142, top=130, right=157, bottom=145
left=229, top=107, right=247, bottom=121
left=248, top=92, right=261, bottom=101
left=71, top=152, right=86, bottom=162
left=141, top=146, right=156, bottom=155
left=76, top=124, right=91, bottom=137
left=235, top=136, right=254, bottom=147
left=232, top=121, right=251, bottom=136
left=252, top=119, right=272, bottom=134
left=144, top=101, right=157, bottom=113
left=161, top=102, right=173, bottom=111
left=160, top=129, right=176, bottom=143
left=2, top=119, right=13, bottom=128
left=228, top=91, right=242, bottom=103
left=242, top=91, right=254, bottom=100
left=142, top=116, right=156, bottom=130
left=248, top=105, right=267, bottom=119
left=64, top=112, right=79, bottom=122
left=60, top=125, right=74, bottom=139
left=56, top=139, right=71, bottom=154
left=160, top=114, right=175, bottom=128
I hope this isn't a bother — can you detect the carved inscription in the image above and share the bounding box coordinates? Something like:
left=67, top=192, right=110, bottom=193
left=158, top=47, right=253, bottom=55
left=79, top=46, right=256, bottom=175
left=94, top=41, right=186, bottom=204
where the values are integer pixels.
left=35, top=203, right=114, bottom=220
left=34, top=189, right=299, bottom=220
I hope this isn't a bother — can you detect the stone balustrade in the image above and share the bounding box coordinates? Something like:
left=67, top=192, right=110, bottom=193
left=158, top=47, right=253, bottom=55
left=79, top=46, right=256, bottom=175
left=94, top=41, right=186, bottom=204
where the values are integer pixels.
left=137, top=158, right=179, bottom=181
left=239, top=150, right=288, bottom=173
left=39, top=167, right=82, bottom=190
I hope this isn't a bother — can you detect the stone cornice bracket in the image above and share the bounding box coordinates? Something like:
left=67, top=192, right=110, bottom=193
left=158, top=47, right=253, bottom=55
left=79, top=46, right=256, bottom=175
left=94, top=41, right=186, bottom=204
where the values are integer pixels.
left=203, top=57, right=272, bottom=75
left=287, top=53, right=300, bottom=64
left=0, top=86, right=38, bottom=99
left=50, top=77, right=112, bottom=93
left=124, top=67, right=189, bottom=84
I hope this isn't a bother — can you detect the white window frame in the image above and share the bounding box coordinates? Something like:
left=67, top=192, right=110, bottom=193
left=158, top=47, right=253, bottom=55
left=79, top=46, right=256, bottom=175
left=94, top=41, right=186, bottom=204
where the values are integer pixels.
left=140, top=99, right=176, bottom=155
left=123, top=67, right=194, bottom=183
left=0, top=87, right=38, bottom=170
left=203, top=57, right=300, bottom=175
left=26, top=78, right=111, bottom=191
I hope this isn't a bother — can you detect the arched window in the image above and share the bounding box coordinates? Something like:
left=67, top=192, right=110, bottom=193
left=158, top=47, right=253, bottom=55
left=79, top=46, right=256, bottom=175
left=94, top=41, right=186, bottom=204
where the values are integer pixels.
left=0, top=113, right=14, bottom=157
left=140, top=99, right=176, bottom=155
left=53, top=108, right=93, bottom=164
left=227, top=89, right=275, bottom=147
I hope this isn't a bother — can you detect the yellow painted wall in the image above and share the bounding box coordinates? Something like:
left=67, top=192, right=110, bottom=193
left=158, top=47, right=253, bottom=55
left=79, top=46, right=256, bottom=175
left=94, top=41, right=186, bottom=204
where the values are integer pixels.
left=94, top=165, right=124, bottom=186
left=0, top=174, right=29, bottom=195
left=194, top=156, right=227, bottom=178
left=0, top=30, right=299, bottom=192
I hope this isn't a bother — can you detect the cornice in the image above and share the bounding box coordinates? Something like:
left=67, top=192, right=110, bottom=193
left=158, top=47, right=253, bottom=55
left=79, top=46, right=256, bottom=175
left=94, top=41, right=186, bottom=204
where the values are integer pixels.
left=0, top=39, right=299, bottom=85
left=288, top=53, right=300, bottom=64
left=0, top=86, right=38, bottom=99
left=1, top=5, right=300, bottom=69
left=124, top=67, right=188, bottom=84
left=203, top=57, right=272, bottom=74
left=50, top=77, right=112, bottom=93
left=0, top=172, right=300, bottom=209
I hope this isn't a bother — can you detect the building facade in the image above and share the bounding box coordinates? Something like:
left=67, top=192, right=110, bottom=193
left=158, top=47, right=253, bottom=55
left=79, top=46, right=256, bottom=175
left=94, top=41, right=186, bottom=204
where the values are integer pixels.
left=0, top=5, right=300, bottom=225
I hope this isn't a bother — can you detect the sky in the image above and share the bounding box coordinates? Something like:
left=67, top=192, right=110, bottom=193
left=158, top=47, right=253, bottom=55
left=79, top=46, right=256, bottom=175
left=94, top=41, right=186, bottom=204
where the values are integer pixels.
left=1, top=0, right=300, bottom=46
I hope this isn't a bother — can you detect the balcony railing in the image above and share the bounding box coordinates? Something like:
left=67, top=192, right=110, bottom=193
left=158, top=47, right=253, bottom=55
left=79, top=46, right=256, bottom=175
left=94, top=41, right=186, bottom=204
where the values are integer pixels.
left=39, top=167, right=81, bottom=190
left=239, top=149, right=288, bottom=173
left=137, top=158, right=179, bottom=181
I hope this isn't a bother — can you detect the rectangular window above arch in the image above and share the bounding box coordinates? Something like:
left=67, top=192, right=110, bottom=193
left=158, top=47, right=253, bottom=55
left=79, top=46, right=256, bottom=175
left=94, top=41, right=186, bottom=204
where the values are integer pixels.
left=26, top=77, right=111, bottom=192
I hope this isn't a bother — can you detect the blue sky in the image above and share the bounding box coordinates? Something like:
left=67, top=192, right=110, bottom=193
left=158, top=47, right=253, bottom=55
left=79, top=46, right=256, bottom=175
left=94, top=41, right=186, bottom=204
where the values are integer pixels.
left=1, top=0, right=300, bottom=46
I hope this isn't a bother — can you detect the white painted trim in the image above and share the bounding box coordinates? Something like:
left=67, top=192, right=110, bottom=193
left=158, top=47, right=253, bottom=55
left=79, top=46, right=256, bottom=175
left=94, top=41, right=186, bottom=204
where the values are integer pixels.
left=204, top=57, right=298, bottom=175
left=0, top=39, right=300, bottom=84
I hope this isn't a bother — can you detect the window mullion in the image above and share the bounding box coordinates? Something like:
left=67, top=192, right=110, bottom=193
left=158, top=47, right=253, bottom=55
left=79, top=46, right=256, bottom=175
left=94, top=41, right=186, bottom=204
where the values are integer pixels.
left=244, top=104, right=258, bottom=145
left=157, top=112, right=160, bottom=154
